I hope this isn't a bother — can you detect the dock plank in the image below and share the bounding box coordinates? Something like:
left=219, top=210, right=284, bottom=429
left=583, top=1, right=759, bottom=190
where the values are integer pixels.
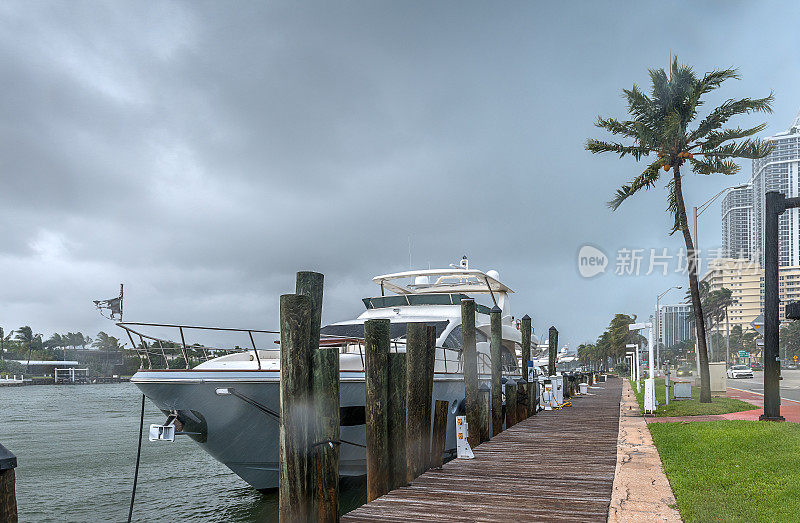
left=344, top=377, right=622, bottom=522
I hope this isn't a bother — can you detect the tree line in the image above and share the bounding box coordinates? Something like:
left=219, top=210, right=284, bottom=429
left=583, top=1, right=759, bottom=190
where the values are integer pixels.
left=577, top=313, right=646, bottom=371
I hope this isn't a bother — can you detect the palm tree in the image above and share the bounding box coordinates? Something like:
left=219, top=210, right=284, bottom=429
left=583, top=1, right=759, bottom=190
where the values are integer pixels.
left=587, top=58, right=773, bottom=402
left=0, top=327, right=11, bottom=361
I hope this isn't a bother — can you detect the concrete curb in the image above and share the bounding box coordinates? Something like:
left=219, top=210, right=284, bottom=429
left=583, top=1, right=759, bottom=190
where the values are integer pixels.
left=607, top=380, right=682, bottom=522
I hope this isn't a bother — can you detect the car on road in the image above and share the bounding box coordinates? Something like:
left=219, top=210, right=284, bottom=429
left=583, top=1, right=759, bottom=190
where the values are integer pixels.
left=750, top=362, right=763, bottom=371
left=727, top=365, right=754, bottom=379
left=676, top=366, right=693, bottom=377
left=783, top=363, right=798, bottom=370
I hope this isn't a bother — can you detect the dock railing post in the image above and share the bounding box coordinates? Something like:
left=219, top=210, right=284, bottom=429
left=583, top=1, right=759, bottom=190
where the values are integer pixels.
left=461, top=299, right=480, bottom=449
left=548, top=326, right=558, bottom=377
left=364, top=319, right=390, bottom=502
left=0, top=444, right=17, bottom=523
left=430, top=400, right=449, bottom=469
left=490, top=306, right=503, bottom=436
left=505, top=378, right=517, bottom=428
left=405, top=322, right=428, bottom=482
left=296, top=272, right=339, bottom=521
left=387, top=351, right=407, bottom=490
left=279, top=294, right=313, bottom=521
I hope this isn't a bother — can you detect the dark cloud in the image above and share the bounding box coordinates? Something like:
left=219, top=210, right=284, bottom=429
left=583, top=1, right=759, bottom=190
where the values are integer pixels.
left=1, top=1, right=799, bottom=349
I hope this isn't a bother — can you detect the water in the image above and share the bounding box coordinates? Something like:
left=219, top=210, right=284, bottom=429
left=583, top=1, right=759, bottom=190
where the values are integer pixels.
left=0, top=383, right=366, bottom=522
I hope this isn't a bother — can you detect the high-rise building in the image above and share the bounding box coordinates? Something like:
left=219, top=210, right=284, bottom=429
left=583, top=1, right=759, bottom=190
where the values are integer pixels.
left=721, top=185, right=753, bottom=259
left=751, top=111, right=800, bottom=266
left=656, top=303, right=695, bottom=349
left=702, top=258, right=763, bottom=332
left=701, top=258, right=800, bottom=330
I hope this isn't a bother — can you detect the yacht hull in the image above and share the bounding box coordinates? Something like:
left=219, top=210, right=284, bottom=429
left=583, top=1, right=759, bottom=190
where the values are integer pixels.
left=132, top=370, right=469, bottom=491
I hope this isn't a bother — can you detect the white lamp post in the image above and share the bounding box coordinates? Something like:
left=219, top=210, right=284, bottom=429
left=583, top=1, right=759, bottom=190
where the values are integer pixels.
left=630, top=322, right=655, bottom=413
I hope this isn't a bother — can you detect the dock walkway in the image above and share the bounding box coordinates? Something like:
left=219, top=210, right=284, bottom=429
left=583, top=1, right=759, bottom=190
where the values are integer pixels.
left=344, top=377, right=623, bottom=522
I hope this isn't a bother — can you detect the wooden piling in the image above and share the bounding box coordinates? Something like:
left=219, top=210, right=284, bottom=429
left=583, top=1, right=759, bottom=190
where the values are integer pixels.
left=461, top=299, right=480, bottom=450
left=405, top=322, right=428, bottom=482
left=478, top=383, right=491, bottom=443
left=387, top=352, right=407, bottom=490
left=364, top=319, right=390, bottom=502
left=548, top=326, right=558, bottom=377
left=521, top=315, right=531, bottom=382
left=430, top=400, right=449, bottom=469
left=529, top=379, right=537, bottom=416
left=505, top=378, right=517, bottom=428
left=516, top=378, right=527, bottom=422
left=490, top=306, right=503, bottom=436
left=424, top=325, right=436, bottom=465
left=0, top=444, right=17, bottom=523
left=296, top=271, right=338, bottom=521
left=312, top=346, right=339, bottom=521
left=279, top=293, right=313, bottom=521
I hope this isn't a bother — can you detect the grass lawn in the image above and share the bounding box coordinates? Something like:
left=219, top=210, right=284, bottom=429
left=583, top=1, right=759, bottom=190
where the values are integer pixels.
left=630, top=378, right=755, bottom=417
left=650, top=420, right=800, bottom=522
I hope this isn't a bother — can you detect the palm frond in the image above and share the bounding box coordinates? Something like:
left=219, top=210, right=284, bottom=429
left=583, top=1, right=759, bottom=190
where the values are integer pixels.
left=691, top=94, right=774, bottom=141
left=697, top=124, right=767, bottom=150
left=608, top=160, right=662, bottom=210
left=666, top=177, right=684, bottom=234
left=694, top=68, right=739, bottom=97
left=701, top=138, right=773, bottom=159
left=623, top=85, right=657, bottom=126
left=586, top=139, right=651, bottom=160
left=689, top=156, right=740, bottom=175
left=594, top=117, right=639, bottom=138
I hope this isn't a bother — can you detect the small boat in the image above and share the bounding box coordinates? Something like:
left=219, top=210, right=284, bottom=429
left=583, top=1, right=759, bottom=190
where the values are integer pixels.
left=126, top=257, right=536, bottom=490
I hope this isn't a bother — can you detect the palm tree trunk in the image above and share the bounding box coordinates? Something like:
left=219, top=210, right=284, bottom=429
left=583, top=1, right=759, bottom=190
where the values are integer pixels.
left=673, top=165, right=712, bottom=402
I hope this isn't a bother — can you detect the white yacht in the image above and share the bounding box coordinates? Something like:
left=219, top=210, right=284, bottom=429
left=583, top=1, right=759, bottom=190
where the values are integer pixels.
left=127, top=258, right=536, bottom=491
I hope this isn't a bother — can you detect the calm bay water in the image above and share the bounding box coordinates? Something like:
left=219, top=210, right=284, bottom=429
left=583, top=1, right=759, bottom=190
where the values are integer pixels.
left=0, top=383, right=366, bottom=522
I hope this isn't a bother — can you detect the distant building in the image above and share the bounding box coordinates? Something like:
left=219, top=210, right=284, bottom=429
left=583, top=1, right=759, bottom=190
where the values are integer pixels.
left=656, top=303, right=695, bottom=349
left=751, top=111, right=800, bottom=266
left=721, top=185, right=753, bottom=259
left=701, top=258, right=800, bottom=330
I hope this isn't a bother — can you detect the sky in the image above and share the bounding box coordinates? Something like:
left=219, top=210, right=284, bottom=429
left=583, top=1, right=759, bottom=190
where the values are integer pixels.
left=2, top=1, right=800, bottom=350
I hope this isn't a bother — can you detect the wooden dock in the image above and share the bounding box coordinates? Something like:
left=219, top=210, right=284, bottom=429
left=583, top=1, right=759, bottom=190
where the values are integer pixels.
left=344, top=377, right=622, bottom=522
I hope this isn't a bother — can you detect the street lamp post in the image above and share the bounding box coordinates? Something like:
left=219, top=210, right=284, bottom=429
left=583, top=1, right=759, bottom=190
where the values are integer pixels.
left=691, top=183, right=749, bottom=388
left=626, top=343, right=639, bottom=392
left=655, top=286, right=682, bottom=371
left=630, top=322, right=655, bottom=413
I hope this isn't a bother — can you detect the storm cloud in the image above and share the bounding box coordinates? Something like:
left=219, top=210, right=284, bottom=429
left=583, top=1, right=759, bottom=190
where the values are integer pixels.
left=2, top=1, right=799, bottom=349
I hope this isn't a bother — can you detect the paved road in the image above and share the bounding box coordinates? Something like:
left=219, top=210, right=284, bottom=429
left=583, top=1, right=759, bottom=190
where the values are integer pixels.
left=725, top=369, right=800, bottom=402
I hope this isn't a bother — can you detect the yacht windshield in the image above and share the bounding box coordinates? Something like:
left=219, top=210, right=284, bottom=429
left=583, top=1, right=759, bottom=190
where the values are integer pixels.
left=320, top=321, right=449, bottom=341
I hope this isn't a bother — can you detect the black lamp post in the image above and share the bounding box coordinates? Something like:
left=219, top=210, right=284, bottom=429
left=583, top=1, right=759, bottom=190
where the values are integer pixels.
left=761, top=191, right=800, bottom=421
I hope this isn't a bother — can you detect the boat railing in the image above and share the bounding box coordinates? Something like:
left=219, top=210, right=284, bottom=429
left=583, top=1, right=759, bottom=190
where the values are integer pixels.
left=117, top=321, right=515, bottom=375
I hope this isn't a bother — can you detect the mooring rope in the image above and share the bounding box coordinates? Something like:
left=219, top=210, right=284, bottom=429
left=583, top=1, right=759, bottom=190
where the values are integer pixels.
left=127, top=394, right=145, bottom=523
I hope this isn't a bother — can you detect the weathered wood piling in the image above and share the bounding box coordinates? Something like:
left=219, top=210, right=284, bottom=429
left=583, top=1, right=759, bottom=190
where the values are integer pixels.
left=490, top=306, right=503, bottom=436
left=521, top=314, right=531, bottom=381
left=548, top=326, right=558, bottom=377
left=279, top=293, right=314, bottom=521
left=364, top=319, right=390, bottom=502
left=478, top=383, right=491, bottom=443
left=405, top=322, right=429, bottom=482
left=297, top=272, right=339, bottom=521
left=505, top=378, right=517, bottom=427
left=0, top=444, right=17, bottom=523
left=430, top=400, right=449, bottom=469
left=387, top=352, right=407, bottom=490
left=424, top=325, right=436, bottom=465
left=516, top=378, right=527, bottom=422
left=461, top=298, right=480, bottom=450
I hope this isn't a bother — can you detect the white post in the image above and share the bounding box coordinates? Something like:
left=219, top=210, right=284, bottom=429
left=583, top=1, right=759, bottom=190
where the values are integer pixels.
left=635, top=345, right=641, bottom=392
